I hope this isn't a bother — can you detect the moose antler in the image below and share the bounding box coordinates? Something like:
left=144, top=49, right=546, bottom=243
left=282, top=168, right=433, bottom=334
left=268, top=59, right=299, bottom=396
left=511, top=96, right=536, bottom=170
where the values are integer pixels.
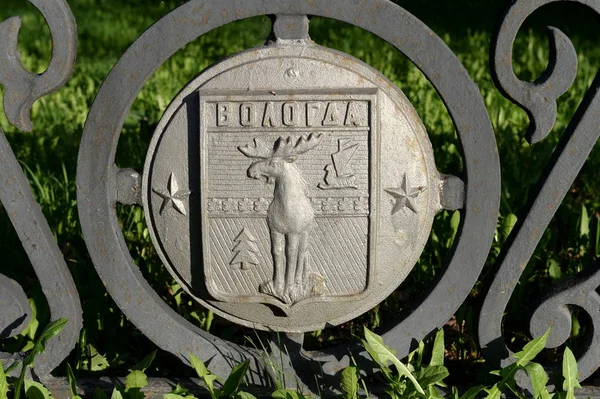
left=238, top=138, right=273, bottom=159
left=240, top=134, right=323, bottom=159
left=273, top=133, right=323, bottom=157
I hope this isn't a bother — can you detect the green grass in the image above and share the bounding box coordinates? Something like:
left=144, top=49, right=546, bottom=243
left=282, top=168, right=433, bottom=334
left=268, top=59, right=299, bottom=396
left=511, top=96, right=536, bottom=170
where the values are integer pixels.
left=0, top=0, right=599, bottom=384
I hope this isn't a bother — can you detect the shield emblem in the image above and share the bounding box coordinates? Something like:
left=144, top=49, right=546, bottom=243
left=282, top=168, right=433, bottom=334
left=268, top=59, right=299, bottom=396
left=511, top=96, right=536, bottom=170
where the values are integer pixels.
left=200, top=89, right=378, bottom=311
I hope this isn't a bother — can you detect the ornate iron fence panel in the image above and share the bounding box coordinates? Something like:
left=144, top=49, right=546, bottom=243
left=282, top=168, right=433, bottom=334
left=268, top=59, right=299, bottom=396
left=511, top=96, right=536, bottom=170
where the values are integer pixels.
left=0, top=0, right=598, bottom=396
left=0, top=0, right=82, bottom=378
left=479, top=0, right=600, bottom=385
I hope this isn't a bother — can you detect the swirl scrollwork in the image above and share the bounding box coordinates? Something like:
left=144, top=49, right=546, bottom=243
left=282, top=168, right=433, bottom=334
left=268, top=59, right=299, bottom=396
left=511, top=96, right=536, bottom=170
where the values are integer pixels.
left=0, top=275, right=31, bottom=340
left=479, top=0, right=600, bottom=384
left=0, top=0, right=77, bottom=132
left=529, top=265, right=600, bottom=381
left=0, top=0, right=82, bottom=377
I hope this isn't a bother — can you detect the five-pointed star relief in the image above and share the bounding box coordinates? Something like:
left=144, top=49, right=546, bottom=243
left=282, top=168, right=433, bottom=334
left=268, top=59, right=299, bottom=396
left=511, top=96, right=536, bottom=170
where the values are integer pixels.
left=152, top=173, right=191, bottom=216
left=385, top=173, right=427, bottom=214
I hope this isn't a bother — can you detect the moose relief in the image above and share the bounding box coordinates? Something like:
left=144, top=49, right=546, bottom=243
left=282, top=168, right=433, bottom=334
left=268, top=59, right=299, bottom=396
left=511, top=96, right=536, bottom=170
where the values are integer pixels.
left=239, top=133, right=325, bottom=305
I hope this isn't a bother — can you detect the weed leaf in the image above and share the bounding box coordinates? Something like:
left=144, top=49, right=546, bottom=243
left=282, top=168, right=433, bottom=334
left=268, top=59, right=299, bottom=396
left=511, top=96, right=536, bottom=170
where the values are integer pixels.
left=80, top=343, right=108, bottom=372
left=271, top=389, right=308, bottom=399
left=514, top=328, right=550, bottom=367
left=496, top=363, right=520, bottom=394
left=24, top=385, right=47, bottom=399
left=408, top=339, right=425, bottom=368
left=110, top=389, right=124, bottom=399
left=14, top=318, right=69, bottom=399
left=5, top=360, right=19, bottom=375
left=24, top=380, right=53, bottom=399
left=125, top=370, right=148, bottom=391
left=340, top=366, right=359, bottom=399
left=362, top=327, right=396, bottom=367
left=132, top=350, right=156, bottom=372
left=580, top=205, right=590, bottom=237
left=483, top=384, right=501, bottom=399
left=169, top=384, right=198, bottom=398
left=503, top=381, right=528, bottom=399
left=363, top=327, right=424, bottom=395
left=93, top=387, right=110, bottom=399
left=524, top=362, right=552, bottom=399
left=204, top=375, right=221, bottom=398
left=562, top=347, right=581, bottom=399
left=449, top=210, right=461, bottom=243
left=66, top=363, right=79, bottom=398
left=235, top=392, right=257, bottom=399
left=548, top=258, right=562, bottom=281
left=164, top=393, right=199, bottom=399
left=170, top=384, right=190, bottom=396
left=427, top=384, right=444, bottom=399
left=416, top=365, right=449, bottom=387
left=430, top=329, right=445, bottom=367
left=188, top=355, right=220, bottom=399
left=459, top=386, right=484, bottom=399
left=165, top=395, right=195, bottom=399
left=36, top=319, right=69, bottom=353
left=189, top=354, right=210, bottom=378
left=220, top=359, right=250, bottom=398
left=0, top=362, right=8, bottom=399
left=501, top=214, right=518, bottom=243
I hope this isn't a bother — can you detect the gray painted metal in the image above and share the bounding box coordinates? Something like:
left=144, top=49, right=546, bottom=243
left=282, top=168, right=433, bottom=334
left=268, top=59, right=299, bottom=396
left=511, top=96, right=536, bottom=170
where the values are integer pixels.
left=0, top=274, right=30, bottom=339
left=479, top=0, right=600, bottom=387
left=0, top=0, right=597, bottom=393
left=0, top=0, right=77, bottom=132
left=76, top=0, right=499, bottom=386
left=0, top=0, right=82, bottom=377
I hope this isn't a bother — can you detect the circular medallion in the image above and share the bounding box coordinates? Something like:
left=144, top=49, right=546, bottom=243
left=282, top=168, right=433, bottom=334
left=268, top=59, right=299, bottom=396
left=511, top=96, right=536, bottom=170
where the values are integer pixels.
left=142, top=43, right=443, bottom=332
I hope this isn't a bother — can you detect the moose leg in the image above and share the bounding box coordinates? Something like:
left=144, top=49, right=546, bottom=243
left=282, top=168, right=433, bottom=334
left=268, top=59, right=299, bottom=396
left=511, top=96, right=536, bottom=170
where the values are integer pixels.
left=285, top=234, right=300, bottom=297
left=295, top=230, right=310, bottom=284
left=270, top=229, right=285, bottom=296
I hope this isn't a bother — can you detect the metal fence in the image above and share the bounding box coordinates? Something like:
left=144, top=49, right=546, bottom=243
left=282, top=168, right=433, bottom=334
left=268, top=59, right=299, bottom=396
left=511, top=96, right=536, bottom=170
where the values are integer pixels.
left=0, top=0, right=599, bottom=397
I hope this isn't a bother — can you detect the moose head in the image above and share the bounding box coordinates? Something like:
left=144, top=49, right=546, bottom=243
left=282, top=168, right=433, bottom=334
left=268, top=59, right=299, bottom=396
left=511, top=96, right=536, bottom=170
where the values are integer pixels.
left=238, top=133, right=323, bottom=184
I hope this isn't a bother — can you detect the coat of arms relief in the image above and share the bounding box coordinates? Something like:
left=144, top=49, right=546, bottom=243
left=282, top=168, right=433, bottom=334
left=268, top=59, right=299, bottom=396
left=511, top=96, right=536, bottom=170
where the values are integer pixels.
left=201, top=92, right=377, bottom=311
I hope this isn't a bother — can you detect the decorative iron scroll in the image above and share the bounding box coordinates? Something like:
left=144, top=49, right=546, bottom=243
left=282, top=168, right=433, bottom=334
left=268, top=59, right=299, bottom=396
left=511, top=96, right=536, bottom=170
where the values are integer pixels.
left=1, top=0, right=598, bottom=392
left=76, top=0, right=498, bottom=389
left=0, top=0, right=82, bottom=377
left=479, top=0, right=600, bottom=384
